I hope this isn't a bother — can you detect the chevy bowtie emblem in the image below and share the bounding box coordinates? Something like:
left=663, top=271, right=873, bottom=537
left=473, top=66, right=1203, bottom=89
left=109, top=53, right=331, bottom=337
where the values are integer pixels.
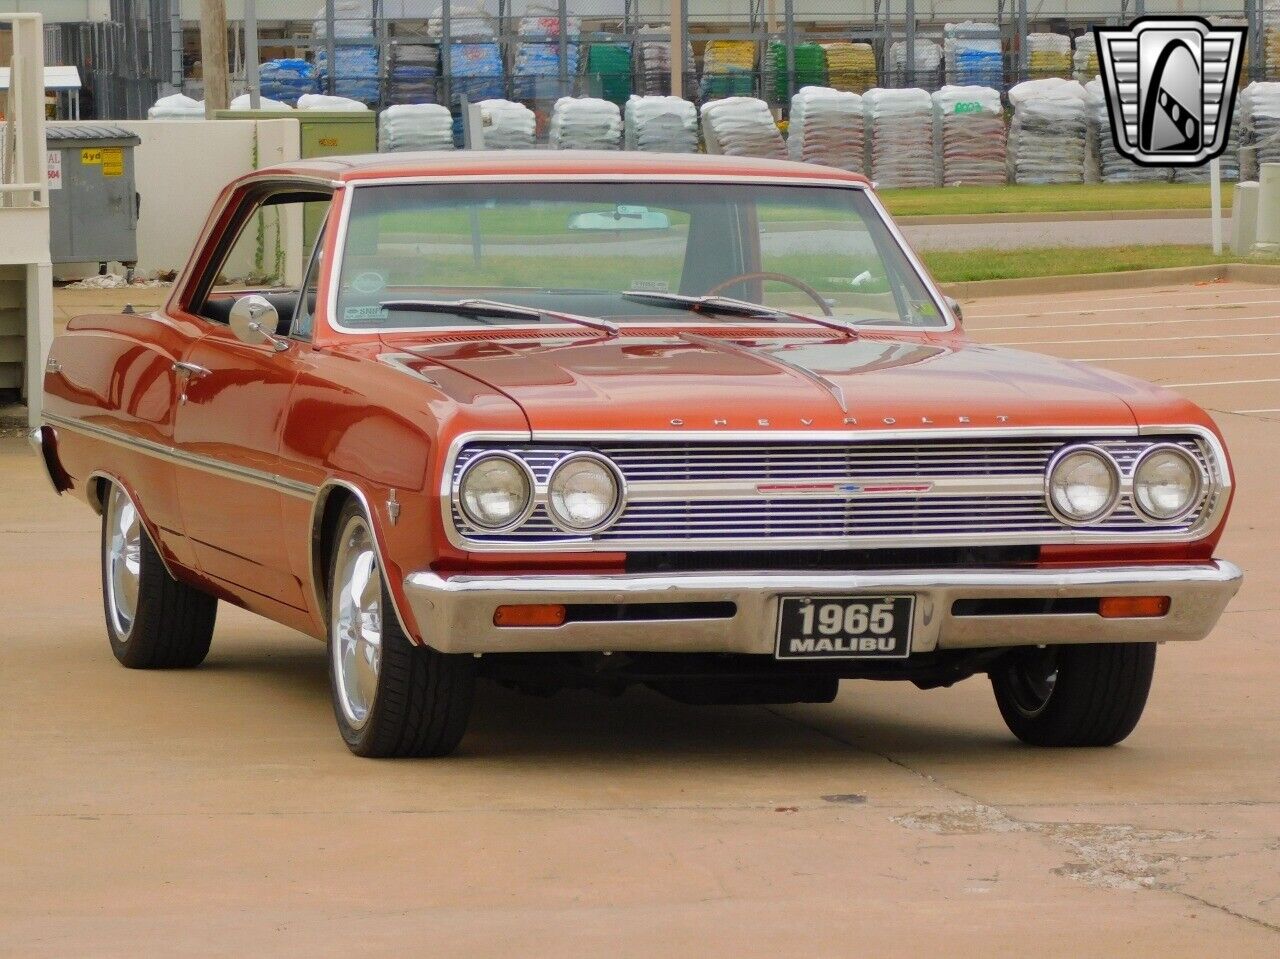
left=1095, top=17, right=1245, bottom=167
left=757, top=482, right=935, bottom=497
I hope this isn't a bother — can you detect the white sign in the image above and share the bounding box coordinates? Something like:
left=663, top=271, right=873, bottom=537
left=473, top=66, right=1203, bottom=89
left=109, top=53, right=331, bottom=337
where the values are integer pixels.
left=47, top=150, right=62, bottom=191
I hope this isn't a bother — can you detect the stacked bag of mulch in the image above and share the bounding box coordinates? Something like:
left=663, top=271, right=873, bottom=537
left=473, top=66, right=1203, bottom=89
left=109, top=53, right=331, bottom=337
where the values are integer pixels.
left=1172, top=107, right=1241, bottom=181
left=586, top=44, right=633, bottom=104
left=700, top=97, right=787, bottom=159
left=864, top=87, right=938, bottom=187
left=431, top=4, right=504, bottom=104
left=822, top=42, right=877, bottom=94
left=549, top=97, right=623, bottom=150
left=1007, top=78, right=1087, bottom=183
left=313, top=1, right=378, bottom=103
left=386, top=43, right=439, bottom=105
left=513, top=6, right=580, bottom=100
left=943, top=22, right=1002, bottom=89
left=787, top=86, right=865, bottom=174
left=1238, top=82, right=1280, bottom=180
left=625, top=95, right=699, bottom=153
left=379, top=103, right=454, bottom=152
left=259, top=59, right=315, bottom=105
left=297, top=93, right=368, bottom=111
left=147, top=93, right=205, bottom=120
left=888, top=40, right=942, bottom=91
left=701, top=40, right=757, bottom=100
left=476, top=99, right=537, bottom=149
left=229, top=93, right=293, bottom=111
left=765, top=40, right=827, bottom=104
left=933, top=85, right=1006, bottom=185
left=635, top=25, right=696, bottom=96
left=1083, top=77, right=1168, bottom=183
left=1072, top=33, right=1098, bottom=83
left=1027, top=33, right=1072, bottom=80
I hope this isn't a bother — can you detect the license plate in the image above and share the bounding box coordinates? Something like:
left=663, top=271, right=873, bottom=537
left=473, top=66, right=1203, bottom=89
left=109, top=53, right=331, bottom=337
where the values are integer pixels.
left=775, top=595, right=915, bottom=660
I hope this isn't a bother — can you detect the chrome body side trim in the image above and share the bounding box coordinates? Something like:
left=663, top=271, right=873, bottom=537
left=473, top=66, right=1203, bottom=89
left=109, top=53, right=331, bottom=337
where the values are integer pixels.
left=44, top=412, right=319, bottom=500
left=402, top=560, right=1242, bottom=655
left=326, top=176, right=954, bottom=337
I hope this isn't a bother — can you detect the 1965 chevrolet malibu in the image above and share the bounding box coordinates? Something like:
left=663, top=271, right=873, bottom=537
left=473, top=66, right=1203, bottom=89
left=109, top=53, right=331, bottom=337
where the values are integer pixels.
left=33, top=152, right=1242, bottom=757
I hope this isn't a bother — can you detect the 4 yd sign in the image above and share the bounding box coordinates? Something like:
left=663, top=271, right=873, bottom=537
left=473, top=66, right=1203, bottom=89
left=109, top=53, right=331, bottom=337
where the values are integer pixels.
left=776, top=595, right=915, bottom=660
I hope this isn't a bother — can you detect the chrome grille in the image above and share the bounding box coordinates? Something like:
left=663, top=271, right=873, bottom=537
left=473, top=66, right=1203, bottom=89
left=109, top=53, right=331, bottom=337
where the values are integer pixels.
left=448, top=434, right=1219, bottom=550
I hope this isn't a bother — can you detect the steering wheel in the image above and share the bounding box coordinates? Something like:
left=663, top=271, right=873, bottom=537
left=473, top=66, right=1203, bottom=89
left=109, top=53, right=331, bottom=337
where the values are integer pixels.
left=703, top=271, right=834, bottom=317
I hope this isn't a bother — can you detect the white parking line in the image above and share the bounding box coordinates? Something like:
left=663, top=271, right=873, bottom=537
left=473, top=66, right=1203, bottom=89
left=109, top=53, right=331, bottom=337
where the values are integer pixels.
left=1165, top=377, right=1280, bottom=387
left=966, top=298, right=1280, bottom=321
left=1077, top=351, right=1280, bottom=362
left=969, top=313, right=1279, bottom=333
left=990, top=331, right=1280, bottom=347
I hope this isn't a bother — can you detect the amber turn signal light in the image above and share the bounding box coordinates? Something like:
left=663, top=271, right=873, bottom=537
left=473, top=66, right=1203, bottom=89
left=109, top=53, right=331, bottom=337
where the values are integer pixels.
left=493, top=604, right=567, bottom=627
left=1098, top=596, right=1170, bottom=619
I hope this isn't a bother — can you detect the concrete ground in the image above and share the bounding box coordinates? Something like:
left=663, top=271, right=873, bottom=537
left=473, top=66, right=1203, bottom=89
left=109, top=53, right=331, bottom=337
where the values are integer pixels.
left=1, top=281, right=1278, bottom=957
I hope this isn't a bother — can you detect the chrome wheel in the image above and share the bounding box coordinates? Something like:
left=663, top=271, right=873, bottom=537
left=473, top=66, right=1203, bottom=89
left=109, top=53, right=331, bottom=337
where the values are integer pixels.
left=331, top=515, right=383, bottom=730
left=105, top=484, right=142, bottom=639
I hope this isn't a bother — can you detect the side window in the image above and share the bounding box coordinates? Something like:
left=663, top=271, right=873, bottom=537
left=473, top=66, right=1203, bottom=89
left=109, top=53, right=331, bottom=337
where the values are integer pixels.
left=291, top=213, right=327, bottom=340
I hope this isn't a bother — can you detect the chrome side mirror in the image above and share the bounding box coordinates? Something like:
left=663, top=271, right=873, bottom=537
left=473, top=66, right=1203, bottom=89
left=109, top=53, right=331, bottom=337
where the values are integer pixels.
left=944, top=295, right=964, bottom=324
left=229, top=294, right=289, bottom=352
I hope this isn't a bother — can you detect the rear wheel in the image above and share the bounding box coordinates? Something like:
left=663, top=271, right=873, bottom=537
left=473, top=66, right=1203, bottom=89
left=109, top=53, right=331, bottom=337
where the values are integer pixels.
left=101, top=482, right=217, bottom=668
left=327, top=501, right=475, bottom=757
left=991, top=643, right=1157, bottom=747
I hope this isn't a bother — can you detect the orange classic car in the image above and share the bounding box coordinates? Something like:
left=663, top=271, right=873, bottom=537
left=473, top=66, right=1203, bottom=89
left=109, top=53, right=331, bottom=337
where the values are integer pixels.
left=32, top=152, right=1241, bottom=757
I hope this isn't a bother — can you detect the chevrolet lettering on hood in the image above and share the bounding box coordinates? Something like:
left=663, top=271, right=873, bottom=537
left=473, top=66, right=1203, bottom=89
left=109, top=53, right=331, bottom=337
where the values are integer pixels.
left=36, top=151, right=1240, bottom=758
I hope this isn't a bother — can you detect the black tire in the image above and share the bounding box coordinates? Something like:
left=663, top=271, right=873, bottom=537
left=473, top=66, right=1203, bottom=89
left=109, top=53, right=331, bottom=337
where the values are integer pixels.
left=991, top=643, right=1157, bottom=747
left=101, top=482, right=217, bottom=669
left=326, top=500, right=475, bottom=758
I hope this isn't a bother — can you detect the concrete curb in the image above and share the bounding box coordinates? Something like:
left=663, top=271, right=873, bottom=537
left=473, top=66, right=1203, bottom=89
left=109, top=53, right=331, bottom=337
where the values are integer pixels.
left=896, top=208, right=1214, bottom=226
left=939, top=263, right=1280, bottom=300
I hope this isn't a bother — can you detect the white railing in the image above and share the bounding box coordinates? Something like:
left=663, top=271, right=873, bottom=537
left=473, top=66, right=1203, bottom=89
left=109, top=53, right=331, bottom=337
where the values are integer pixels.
left=0, top=14, right=48, bottom=209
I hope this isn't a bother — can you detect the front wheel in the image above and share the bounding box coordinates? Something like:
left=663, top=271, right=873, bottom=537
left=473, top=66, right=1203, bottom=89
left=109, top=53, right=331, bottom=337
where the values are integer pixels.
left=991, top=643, right=1157, bottom=747
left=327, top=501, right=475, bottom=757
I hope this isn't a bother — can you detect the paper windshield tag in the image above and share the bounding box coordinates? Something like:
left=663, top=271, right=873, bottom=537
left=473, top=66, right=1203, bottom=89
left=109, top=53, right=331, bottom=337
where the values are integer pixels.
left=343, top=305, right=389, bottom=322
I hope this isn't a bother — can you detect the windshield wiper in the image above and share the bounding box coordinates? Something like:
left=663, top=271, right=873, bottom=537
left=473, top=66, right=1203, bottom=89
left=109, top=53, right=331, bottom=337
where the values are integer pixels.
left=380, top=298, right=619, bottom=336
left=620, top=291, right=857, bottom=339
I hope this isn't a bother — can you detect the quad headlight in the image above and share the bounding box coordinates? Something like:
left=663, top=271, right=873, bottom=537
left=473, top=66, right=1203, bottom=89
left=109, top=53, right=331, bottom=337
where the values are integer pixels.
left=547, top=453, right=623, bottom=533
left=1133, top=444, right=1202, bottom=521
left=458, top=453, right=534, bottom=530
left=1047, top=446, right=1120, bottom=524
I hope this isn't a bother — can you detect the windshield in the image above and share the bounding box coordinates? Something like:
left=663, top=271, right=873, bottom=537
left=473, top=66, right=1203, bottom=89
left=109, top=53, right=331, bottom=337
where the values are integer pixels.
left=334, top=181, right=947, bottom=330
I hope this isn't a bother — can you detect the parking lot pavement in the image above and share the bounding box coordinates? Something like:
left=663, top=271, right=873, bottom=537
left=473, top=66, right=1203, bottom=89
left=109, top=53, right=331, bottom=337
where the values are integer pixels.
left=2, top=281, right=1278, bottom=957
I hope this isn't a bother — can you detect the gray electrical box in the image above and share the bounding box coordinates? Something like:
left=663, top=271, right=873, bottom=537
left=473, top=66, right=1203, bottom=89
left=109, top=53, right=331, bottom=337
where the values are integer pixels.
left=46, top=124, right=140, bottom=267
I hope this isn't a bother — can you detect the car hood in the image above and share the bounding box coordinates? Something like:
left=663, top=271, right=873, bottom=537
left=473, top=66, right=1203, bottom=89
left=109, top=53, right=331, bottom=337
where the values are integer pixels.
left=386, top=331, right=1156, bottom=434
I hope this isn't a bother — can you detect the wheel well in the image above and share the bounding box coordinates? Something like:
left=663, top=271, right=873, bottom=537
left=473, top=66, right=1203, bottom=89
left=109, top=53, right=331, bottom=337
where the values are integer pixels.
left=312, top=486, right=356, bottom=619
left=88, top=475, right=110, bottom=514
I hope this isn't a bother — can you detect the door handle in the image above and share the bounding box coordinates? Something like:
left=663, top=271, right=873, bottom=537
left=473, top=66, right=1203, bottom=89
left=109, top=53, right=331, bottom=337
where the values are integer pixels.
left=171, top=361, right=210, bottom=379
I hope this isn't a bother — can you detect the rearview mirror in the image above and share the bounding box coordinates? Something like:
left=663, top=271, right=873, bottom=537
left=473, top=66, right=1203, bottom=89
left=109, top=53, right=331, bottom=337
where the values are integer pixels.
left=229, top=295, right=289, bottom=352
left=944, top=295, right=964, bottom=323
left=567, top=206, right=671, bottom=232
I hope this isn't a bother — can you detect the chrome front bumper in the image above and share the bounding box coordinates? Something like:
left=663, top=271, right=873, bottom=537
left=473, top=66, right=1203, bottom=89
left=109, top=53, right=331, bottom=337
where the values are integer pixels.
left=402, top=561, right=1242, bottom=655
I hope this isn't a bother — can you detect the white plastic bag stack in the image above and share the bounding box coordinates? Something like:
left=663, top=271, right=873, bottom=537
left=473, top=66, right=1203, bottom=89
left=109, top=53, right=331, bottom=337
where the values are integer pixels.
left=1028, top=33, right=1072, bottom=79
left=427, top=2, right=494, bottom=41
left=933, top=85, right=1006, bottom=185
left=625, top=96, right=698, bottom=153
left=1073, top=33, right=1098, bottom=83
left=1083, top=77, right=1168, bottom=183
left=312, top=0, right=373, bottom=38
left=229, top=94, right=293, bottom=111
left=549, top=97, right=623, bottom=150
left=943, top=22, right=1002, bottom=89
left=889, top=40, right=942, bottom=91
left=864, top=87, right=938, bottom=187
left=700, top=97, right=787, bottom=159
left=1239, top=82, right=1280, bottom=180
left=379, top=103, right=455, bottom=152
left=787, top=86, right=865, bottom=173
left=635, top=25, right=696, bottom=96
left=1008, top=78, right=1088, bottom=183
left=477, top=99, right=537, bottom=149
left=296, top=93, right=369, bottom=111
left=147, top=93, right=205, bottom=120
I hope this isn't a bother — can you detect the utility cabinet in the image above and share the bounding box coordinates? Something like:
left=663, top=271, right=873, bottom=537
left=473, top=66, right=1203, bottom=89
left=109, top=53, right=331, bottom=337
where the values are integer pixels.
left=46, top=124, right=140, bottom=267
